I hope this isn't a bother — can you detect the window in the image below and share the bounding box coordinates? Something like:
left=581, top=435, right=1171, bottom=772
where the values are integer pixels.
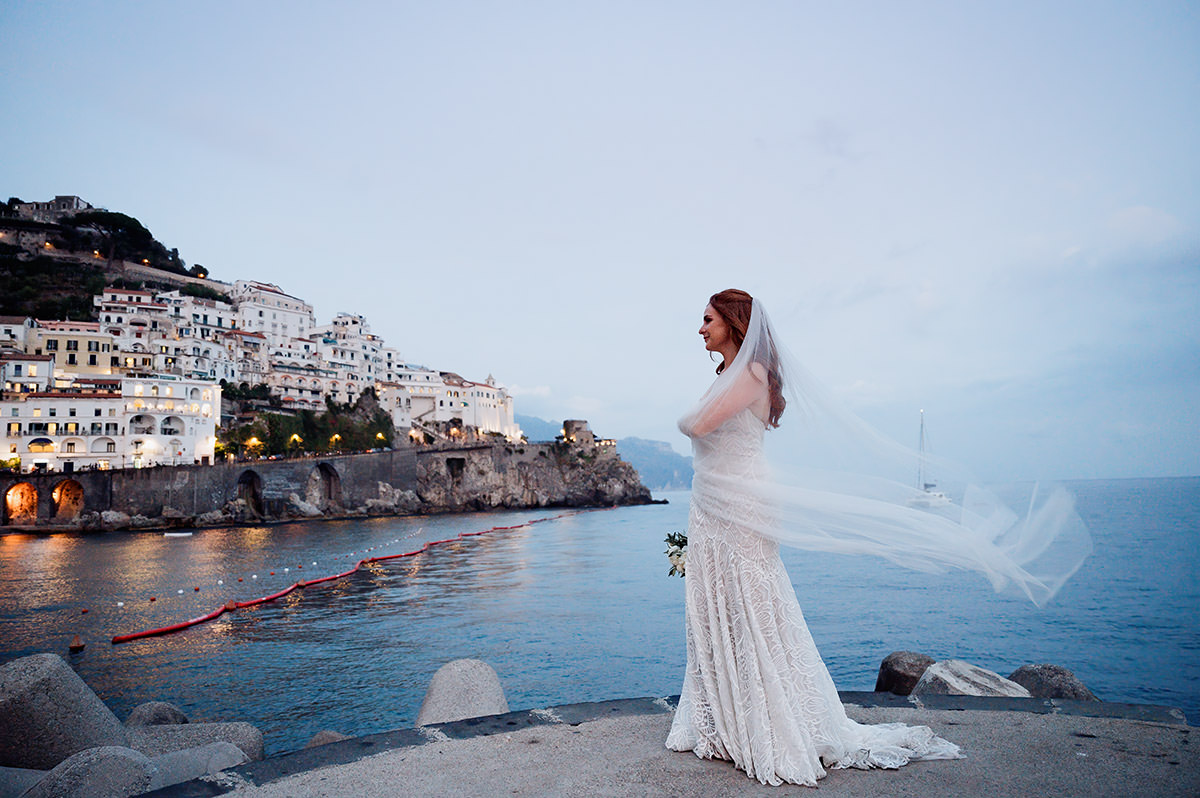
left=65, top=441, right=75, bottom=453
left=106, top=441, right=116, bottom=453
left=68, top=407, right=76, bottom=416
left=88, top=355, right=97, bottom=366
left=46, top=339, right=58, bottom=351
left=32, top=408, right=41, bottom=417
left=94, top=408, right=102, bottom=417
left=67, top=353, right=77, bottom=365
left=12, top=365, right=20, bottom=376
left=66, top=339, right=78, bottom=351
left=28, top=366, right=36, bottom=377
left=87, top=341, right=99, bottom=352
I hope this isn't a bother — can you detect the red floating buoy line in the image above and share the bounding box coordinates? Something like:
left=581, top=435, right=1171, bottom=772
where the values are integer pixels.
left=111, top=509, right=600, bottom=645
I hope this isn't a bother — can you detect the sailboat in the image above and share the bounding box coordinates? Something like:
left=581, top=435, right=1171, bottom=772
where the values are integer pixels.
left=908, top=409, right=951, bottom=508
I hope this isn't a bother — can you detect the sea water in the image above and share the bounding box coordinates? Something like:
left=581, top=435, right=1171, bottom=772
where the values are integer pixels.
left=0, top=476, right=1195, bottom=754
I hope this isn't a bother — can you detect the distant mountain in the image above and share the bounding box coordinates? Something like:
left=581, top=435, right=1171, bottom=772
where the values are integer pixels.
left=615, top=437, right=693, bottom=491
left=515, top=414, right=562, bottom=442
left=515, top=414, right=692, bottom=491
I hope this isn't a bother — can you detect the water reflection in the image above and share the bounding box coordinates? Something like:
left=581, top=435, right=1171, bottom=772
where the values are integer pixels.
left=1, top=480, right=1196, bottom=754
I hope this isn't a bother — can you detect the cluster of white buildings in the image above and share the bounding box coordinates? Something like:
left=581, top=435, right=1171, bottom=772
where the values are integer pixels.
left=1, top=277, right=520, bottom=473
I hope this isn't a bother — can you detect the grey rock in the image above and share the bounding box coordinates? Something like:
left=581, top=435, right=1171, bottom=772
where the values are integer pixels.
left=125, top=701, right=189, bottom=727
left=196, top=510, right=227, bottom=526
left=147, top=741, right=248, bottom=791
left=98, top=510, right=131, bottom=531
left=304, top=730, right=350, bottom=748
left=129, top=514, right=158, bottom=529
left=1008, top=664, right=1099, bottom=701
left=416, top=659, right=509, bottom=726
left=874, top=650, right=935, bottom=696
left=127, top=722, right=264, bottom=762
left=286, top=493, right=323, bottom=518
left=160, top=506, right=187, bottom=519
left=21, top=746, right=155, bottom=798
left=0, top=653, right=127, bottom=770
left=912, top=659, right=1033, bottom=698
left=0, top=765, right=46, bottom=797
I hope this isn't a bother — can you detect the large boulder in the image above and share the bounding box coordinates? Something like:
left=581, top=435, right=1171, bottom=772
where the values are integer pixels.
left=196, top=510, right=228, bottom=526
left=911, top=659, right=1032, bottom=698
left=287, top=493, right=324, bottom=518
left=416, top=659, right=509, bottom=726
left=305, top=730, right=350, bottom=748
left=126, top=701, right=190, bottom=727
left=147, top=741, right=248, bottom=791
left=99, top=510, right=132, bottom=531
left=874, top=651, right=935, bottom=696
left=127, top=721, right=264, bottom=762
left=1008, top=664, right=1098, bottom=701
left=0, top=653, right=127, bottom=769
left=21, top=746, right=155, bottom=798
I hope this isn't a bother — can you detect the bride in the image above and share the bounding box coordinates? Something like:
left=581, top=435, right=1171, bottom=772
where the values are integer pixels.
left=664, top=289, right=1090, bottom=786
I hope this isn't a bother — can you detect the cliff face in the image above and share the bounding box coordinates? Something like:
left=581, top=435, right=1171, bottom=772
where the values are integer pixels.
left=416, top=440, right=653, bottom=511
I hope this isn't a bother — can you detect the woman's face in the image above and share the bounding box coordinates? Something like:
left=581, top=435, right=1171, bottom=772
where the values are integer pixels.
left=699, top=303, right=731, bottom=353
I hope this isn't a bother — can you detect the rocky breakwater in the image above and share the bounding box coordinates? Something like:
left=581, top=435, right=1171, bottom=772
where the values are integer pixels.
left=0, top=653, right=262, bottom=797
left=874, top=650, right=1099, bottom=700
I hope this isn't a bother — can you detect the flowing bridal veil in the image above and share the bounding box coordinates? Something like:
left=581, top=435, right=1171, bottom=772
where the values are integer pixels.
left=677, top=298, right=1092, bottom=607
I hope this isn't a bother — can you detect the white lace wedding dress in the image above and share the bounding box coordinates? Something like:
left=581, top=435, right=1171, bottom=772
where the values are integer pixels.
left=665, top=408, right=962, bottom=786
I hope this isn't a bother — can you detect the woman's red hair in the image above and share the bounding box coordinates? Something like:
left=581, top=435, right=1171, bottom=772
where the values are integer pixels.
left=709, top=289, right=786, bottom=428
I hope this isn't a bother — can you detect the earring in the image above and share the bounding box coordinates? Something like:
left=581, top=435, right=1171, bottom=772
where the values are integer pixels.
left=709, top=351, right=718, bottom=362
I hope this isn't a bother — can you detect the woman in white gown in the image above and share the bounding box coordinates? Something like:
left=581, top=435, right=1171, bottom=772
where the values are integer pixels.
left=665, top=289, right=1090, bottom=786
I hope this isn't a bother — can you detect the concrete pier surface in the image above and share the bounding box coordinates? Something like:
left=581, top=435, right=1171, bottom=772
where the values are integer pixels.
left=148, top=694, right=1196, bottom=797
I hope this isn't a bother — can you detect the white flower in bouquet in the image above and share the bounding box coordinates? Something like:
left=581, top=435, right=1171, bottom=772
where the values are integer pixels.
left=664, top=531, right=688, bottom=577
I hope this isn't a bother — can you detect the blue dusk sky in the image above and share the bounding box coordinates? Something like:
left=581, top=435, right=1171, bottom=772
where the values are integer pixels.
left=1, top=1, right=1196, bottom=481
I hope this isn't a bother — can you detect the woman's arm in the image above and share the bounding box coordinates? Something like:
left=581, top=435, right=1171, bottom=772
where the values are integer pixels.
left=680, top=363, right=769, bottom=438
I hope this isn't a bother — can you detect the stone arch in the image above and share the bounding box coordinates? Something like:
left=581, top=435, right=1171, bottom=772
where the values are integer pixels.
left=160, top=415, right=185, bottom=435
left=27, top=437, right=54, bottom=454
left=51, top=479, right=84, bottom=521
left=4, top=482, right=38, bottom=525
left=90, top=437, right=116, bottom=453
left=305, top=462, right=342, bottom=510
left=236, top=470, right=264, bottom=516
left=130, top=413, right=155, bottom=434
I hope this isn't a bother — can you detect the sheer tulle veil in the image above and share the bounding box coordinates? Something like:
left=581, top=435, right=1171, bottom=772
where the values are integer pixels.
left=678, top=298, right=1091, bottom=607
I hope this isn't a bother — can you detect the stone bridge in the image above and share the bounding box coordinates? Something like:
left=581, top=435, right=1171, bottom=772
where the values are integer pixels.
left=0, top=449, right=418, bottom=528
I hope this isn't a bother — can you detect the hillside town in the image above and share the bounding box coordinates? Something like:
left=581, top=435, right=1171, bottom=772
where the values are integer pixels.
left=1, top=196, right=521, bottom=474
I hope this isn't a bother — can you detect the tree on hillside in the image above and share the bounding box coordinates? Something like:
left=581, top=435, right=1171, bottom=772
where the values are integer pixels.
left=62, top=210, right=155, bottom=268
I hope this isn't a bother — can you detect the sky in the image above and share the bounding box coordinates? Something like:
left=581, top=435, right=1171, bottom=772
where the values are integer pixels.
left=1, top=1, right=1196, bottom=481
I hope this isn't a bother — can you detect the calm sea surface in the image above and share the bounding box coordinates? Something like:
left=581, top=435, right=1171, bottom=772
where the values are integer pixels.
left=0, top=476, right=1196, bottom=753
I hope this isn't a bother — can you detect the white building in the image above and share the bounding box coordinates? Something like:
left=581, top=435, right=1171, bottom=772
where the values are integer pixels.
left=0, top=316, right=35, bottom=353
left=232, top=281, right=315, bottom=350
left=1, top=375, right=220, bottom=472
left=380, top=364, right=520, bottom=440
left=1, top=353, right=55, bottom=394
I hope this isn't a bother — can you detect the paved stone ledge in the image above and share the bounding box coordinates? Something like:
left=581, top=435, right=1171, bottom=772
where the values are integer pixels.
left=143, top=692, right=1192, bottom=797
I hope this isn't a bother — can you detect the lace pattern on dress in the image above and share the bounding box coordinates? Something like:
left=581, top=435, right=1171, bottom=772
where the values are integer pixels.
left=666, top=409, right=961, bottom=786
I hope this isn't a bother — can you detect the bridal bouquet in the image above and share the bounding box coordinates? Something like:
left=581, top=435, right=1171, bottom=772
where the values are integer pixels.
left=664, top=531, right=687, bottom=577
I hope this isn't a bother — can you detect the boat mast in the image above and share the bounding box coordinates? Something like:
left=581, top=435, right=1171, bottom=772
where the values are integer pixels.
left=917, top=409, right=927, bottom=490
